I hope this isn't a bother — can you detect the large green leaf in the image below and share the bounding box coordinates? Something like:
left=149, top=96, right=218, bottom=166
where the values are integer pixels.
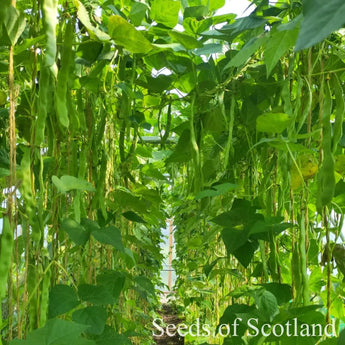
left=166, top=129, right=192, bottom=163
left=97, top=270, right=126, bottom=301
left=72, top=306, right=107, bottom=335
left=187, top=0, right=225, bottom=11
left=260, top=283, right=292, bottom=305
left=48, top=284, right=80, bottom=318
left=78, top=284, right=114, bottom=305
left=129, top=2, right=147, bottom=26
left=194, top=43, right=223, bottom=56
left=256, top=113, right=291, bottom=133
left=96, top=327, right=132, bottom=345
left=74, top=0, right=110, bottom=41
left=209, top=0, right=225, bottom=11
left=10, top=319, right=88, bottom=345
left=184, top=6, right=208, bottom=19
left=108, top=15, right=152, bottom=54
left=219, top=304, right=258, bottom=337
left=134, top=276, right=156, bottom=297
left=61, top=218, right=90, bottom=246
left=151, top=0, right=180, bottom=28
left=218, top=16, right=266, bottom=36
left=256, top=290, right=279, bottom=322
left=264, top=26, right=298, bottom=77
left=312, top=339, right=336, bottom=345
left=221, top=227, right=259, bottom=268
left=169, top=31, right=203, bottom=49
left=91, top=226, right=124, bottom=252
left=295, top=0, right=345, bottom=51
left=224, top=36, right=266, bottom=69
left=122, top=211, right=146, bottom=223
left=0, top=4, right=26, bottom=46
left=52, top=175, right=95, bottom=193
left=332, top=244, right=345, bottom=278
left=233, top=240, right=259, bottom=268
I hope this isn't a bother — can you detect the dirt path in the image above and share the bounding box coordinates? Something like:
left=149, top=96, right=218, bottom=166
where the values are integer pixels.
left=154, top=304, right=184, bottom=345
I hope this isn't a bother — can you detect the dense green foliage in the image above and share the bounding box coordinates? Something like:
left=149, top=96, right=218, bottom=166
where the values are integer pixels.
left=1, top=0, right=345, bottom=344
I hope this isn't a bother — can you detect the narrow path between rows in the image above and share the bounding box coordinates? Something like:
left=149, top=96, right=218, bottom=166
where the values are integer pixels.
left=154, top=304, right=184, bottom=345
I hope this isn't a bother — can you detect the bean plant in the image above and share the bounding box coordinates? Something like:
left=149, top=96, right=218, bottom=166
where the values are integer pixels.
left=0, top=0, right=345, bottom=345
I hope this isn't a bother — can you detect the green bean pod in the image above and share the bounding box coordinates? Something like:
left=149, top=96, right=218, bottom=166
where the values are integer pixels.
left=0, top=217, right=13, bottom=344
left=35, top=0, right=58, bottom=145
left=20, top=149, right=41, bottom=242
left=0, top=217, right=13, bottom=301
left=42, top=0, right=58, bottom=70
left=35, top=67, right=50, bottom=146
left=281, top=80, right=293, bottom=116
left=39, top=266, right=51, bottom=327
left=27, top=263, right=39, bottom=331
left=55, top=20, right=74, bottom=128
left=317, top=80, right=335, bottom=210
left=331, top=75, right=344, bottom=154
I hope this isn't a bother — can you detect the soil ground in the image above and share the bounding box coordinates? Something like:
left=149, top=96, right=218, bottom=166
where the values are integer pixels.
left=154, top=304, right=184, bottom=345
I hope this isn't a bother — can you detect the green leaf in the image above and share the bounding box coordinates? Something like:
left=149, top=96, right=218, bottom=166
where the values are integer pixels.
left=183, top=17, right=213, bottom=34
left=151, top=0, right=180, bottom=28
left=169, top=31, right=203, bottom=49
left=61, top=218, right=90, bottom=246
left=74, top=0, right=110, bottom=41
left=108, top=15, right=152, bottom=54
left=211, top=199, right=260, bottom=227
left=72, top=306, right=107, bottom=335
left=184, top=6, right=208, bottom=19
left=166, top=129, right=192, bottom=163
left=332, top=244, right=345, bottom=278
left=256, top=290, right=279, bottom=322
left=48, top=284, right=80, bottom=318
left=260, top=283, right=292, bottom=305
left=224, top=36, right=266, bottom=69
left=219, top=304, right=257, bottom=337
left=338, top=329, right=345, bottom=345
left=1, top=4, right=26, bottom=46
left=78, top=284, right=114, bottom=305
left=81, top=218, right=100, bottom=233
left=52, top=175, right=96, bottom=193
left=318, top=339, right=337, bottom=345
left=309, top=267, right=325, bottom=293
left=0, top=167, right=10, bottom=177
left=195, top=183, right=237, bottom=199
left=233, top=240, right=258, bottom=268
left=129, top=2, right=147, bottom=26
left=122, top=211, right=146, bottom=223
left=221, top=228, right=258, bottom=268
left=10, top=319, right=88, bottom=345
left=264, top=27, right=298, bottom=77
left=193, top=43, right=223, bottom=56
left=91, top=226, right=124, bottom=252
left=295, top=0, right=345, bottom=51
left=219, top=16, right=266, bottom=36
left=96, top=328, right=132, bottom=345
left=72, top=339, right=96, bottom=345
left=0, top=90, right=7, bottom=106
left=209, top=0, right=225, bottom=11
left=97, top=270, right=126, bottom=301
left=256, top=112, right=291, bottom=133
left=14, top=35, right=45, bottom=55
left=134, top=276, right=156, bottom=297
